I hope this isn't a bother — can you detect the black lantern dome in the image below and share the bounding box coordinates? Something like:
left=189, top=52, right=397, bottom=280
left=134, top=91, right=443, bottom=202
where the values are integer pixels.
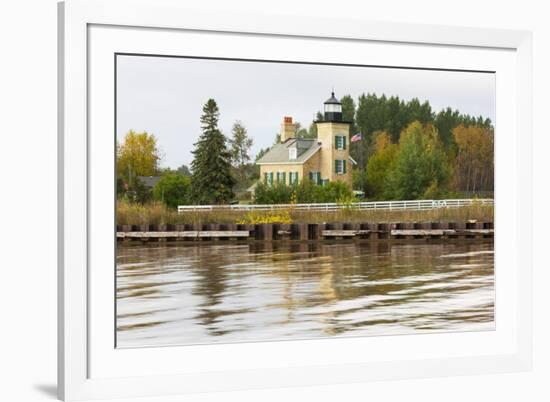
left=323, top=91, right=342, bottom=122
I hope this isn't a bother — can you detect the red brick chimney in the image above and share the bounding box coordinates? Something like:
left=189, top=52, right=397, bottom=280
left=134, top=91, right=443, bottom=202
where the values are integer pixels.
left=280, top=116, right=296, bottom=142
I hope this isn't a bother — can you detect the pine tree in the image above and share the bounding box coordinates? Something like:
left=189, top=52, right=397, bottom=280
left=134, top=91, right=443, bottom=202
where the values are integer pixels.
left=190, top=99, right=235, bottom=204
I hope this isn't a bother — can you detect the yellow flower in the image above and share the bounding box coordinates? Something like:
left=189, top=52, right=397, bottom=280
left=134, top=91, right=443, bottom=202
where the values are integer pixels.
left=235, top=210, right=292, bottom=224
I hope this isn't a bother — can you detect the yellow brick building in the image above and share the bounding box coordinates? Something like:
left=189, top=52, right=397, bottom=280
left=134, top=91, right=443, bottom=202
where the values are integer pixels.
left=257, top=92, right=355, bottom=187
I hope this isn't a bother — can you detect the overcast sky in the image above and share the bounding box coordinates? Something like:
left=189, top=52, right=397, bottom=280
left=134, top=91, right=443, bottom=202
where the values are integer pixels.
left=116, top=55, right=495, bottom=169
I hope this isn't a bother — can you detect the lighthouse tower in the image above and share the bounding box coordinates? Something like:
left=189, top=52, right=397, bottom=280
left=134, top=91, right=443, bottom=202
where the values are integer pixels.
left=316, top=92, right=352, bottom=186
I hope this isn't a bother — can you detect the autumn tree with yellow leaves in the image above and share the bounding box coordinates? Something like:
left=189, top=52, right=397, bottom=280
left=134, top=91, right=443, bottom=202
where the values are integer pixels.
left=117, top=130, right=161, bottom=186
left=452, top=125, right=494, bottom=193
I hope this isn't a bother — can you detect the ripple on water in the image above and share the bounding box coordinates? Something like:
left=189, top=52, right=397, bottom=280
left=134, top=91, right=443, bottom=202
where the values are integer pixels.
left=116, top=241, right=495, bottom=348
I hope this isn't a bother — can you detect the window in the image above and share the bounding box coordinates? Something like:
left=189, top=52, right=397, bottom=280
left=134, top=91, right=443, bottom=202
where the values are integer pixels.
left=309, top=171, right=321, bottom=184
left=289, top=172, right=299, bottom=185
left=335, top=135, right=347, bottom=150
left=335, top=160, right=347, bottom=175
left=289, top=148, right=297, bottom=160
left=265, top=172, right=274, bottom=185
left=276, top=172, right=286, bottom=184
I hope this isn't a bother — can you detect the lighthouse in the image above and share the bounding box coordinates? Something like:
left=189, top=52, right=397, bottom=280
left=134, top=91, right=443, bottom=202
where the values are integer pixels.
left=256, top=91, right=354, bottom=188
left=315, top=92, right=353, bottom=185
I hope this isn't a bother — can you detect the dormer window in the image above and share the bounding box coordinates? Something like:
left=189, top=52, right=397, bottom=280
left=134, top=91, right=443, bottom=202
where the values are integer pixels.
left=289, top=147, right=297, bottom=160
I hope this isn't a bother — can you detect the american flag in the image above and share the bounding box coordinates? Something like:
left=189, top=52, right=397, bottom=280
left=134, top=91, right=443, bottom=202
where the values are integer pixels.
left=351, top=133, right=362, bottom=142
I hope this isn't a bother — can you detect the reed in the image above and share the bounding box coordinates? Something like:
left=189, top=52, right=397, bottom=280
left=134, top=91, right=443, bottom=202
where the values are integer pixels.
left=116, top=200, right=493, bottom=226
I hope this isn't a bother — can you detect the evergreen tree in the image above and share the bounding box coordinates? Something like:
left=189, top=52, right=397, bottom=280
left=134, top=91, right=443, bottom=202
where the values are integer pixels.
left=255, top=147, right=269, bottom=162
left=406, top=98, right=434, bottom=126
left=176, top=164, right=191, bottom=176
left=434, top=107, right=461, bottom=150
left=190, top=99, right=235, bottom=204
left=294, top=121, right=315, bottom=138
left=340, top=95, right=358, bottom=134
left=353, top=94, right=373, bottom=169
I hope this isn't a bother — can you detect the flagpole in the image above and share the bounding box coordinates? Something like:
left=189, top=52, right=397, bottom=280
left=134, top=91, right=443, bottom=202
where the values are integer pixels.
left=360, top=131, right=364, bottom=172
left=359, top=132, right=365, bottom=193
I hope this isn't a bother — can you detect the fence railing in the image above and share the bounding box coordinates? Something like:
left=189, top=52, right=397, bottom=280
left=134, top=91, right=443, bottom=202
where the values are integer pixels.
left=177, top=198, right=494, bottom=213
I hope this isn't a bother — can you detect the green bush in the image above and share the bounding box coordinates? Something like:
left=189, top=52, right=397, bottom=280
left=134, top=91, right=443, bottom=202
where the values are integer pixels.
left=253, top=180, right=353, bottom=204
left=253, top=182, right=295, bottom=204
left=318, top=181, right=354, bottom=203
left=153, top=173, right=191, bottom=208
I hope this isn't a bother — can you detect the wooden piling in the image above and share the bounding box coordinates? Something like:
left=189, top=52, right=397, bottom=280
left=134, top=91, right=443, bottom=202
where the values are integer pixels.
left=379, top=223, right=390, bottom=240
left=300, top=223, right=309, bottom=241
left=116, top=220, right=494, bottom=243
left=368, top=223, right=379, bottom=240
left=263, top=224, right=273, bottom=241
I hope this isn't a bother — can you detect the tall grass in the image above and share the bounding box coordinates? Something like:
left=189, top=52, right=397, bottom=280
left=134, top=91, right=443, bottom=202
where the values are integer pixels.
left=117, top=199, right=493, bottom=226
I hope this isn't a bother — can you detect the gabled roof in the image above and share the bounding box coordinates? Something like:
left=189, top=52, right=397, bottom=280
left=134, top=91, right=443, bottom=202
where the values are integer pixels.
left=256, top=138, right=321, bottom=165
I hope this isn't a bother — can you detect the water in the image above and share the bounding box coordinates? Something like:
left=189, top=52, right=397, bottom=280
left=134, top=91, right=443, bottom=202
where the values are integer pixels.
left=116, top=241, right=494, bottom=348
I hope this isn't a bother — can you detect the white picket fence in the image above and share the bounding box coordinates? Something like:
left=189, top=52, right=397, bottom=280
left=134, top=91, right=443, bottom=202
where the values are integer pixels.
left=178, top=198, right=494, bottom=213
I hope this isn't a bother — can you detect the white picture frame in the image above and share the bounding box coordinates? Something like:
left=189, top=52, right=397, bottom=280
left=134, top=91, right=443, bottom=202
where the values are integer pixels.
left=58, top=0, right=533, bottom=400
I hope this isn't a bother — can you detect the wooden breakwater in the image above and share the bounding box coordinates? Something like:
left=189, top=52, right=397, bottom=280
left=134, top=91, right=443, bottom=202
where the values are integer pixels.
left=116, top=221, right=494, bottom=243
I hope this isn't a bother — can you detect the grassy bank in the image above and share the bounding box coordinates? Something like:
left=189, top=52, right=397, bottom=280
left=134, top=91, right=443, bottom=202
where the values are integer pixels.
left=116, top=200, right=494, bottom=226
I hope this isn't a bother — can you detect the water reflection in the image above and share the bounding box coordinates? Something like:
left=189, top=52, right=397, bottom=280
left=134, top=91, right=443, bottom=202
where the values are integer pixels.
left=116, top=241, right=494, bottom=347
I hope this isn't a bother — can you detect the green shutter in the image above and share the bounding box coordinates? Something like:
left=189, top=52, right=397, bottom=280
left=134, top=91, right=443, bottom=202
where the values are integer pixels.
left=343, top=136, right=347, bottom=150
left=264, top=172, right=268, bottom=183
left=343, top=160, right=347, bottom=174
left=296, top=172, right=299, bottom=184
left=282, top=172, right=286, bottom=184
left=335, top=160, right=339, bottom=174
